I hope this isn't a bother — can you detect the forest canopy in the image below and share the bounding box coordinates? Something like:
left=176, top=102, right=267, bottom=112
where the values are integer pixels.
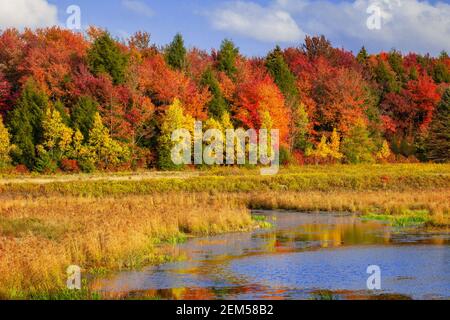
left=0, top=27, right=449, bottom=173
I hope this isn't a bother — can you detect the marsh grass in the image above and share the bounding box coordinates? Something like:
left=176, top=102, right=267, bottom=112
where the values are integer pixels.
left=0, top=194, right=252, bottom=299
left=244, top=190, right=449, bottom=227
left=2, top=164, right=449, bottom=197
left=0, top=164, right=448, bottom=299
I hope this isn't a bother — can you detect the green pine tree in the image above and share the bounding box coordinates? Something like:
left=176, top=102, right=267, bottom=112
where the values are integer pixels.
left=217, top=39, right=239, bottom=79
left=165, top=33, right=187, bottom=71
left=54, top=100, right=71, bottom=126
left=8, top=80, right=48, bottom=169
left=71, top=96, right=98, bottom=140
left=388, top=50, right=406, bottom=83
left=200, top=67, right=229, bottom=119
left=425, top=89, right=450, bottom=162
left=265, top=45, right=299, bottom=107
left=88, top=32, right=129, bottom=84
left=432, top=62, right=450, bottom=84
left=342, top=119, right=375, bottom=164
left=374, top=59, right=400, bottom=94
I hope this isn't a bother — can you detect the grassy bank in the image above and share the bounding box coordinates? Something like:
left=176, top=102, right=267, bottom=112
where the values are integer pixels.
left=244, top=190, right=449, bottom=228
left=0, top=164, right=449, bottom=299
left=1, top=164, right=449, bottom=196
left=0, top=194, right=253, bottom=299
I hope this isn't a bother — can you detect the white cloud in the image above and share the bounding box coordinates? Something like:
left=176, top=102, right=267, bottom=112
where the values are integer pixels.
left=209, top=1, right=304, bottom=42
left=274, top=0, right=450, bottom=54
left=122, top=0, right=154, bottom=18
left=0, top=0, right=58, bottom=29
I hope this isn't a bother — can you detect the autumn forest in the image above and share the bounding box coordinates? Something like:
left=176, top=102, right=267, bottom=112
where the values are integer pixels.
left=0, top=27, right=449, bottom=173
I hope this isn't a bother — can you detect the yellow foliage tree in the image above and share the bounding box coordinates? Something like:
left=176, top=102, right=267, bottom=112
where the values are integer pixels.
left=0, top=117, right=13, bottom=167
left=41, top=108, right=74, bottom=156
left=329, top=128, right=343, bottom=160
left=221, top=112, right=234, bottom=131
left=158, top=98, right=190, bottom=170
left=377, top=140, right=392, bottom=162
left=307, top=129, right=343, bottom=162
left=309, top=135, right=330, bottom=158
left=88, top=113, right=130, bottom=169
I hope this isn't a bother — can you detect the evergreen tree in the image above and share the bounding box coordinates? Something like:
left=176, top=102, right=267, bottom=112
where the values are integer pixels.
left=342, top=119, right=375, bottom=164
left=8, top=80, right=48, bottom=169
left=54, top=100, right=71, bottom=126
left=265, top=46, right=299, bottom=106
left=388, top=50, right=406, bottom=83
left=88, top=32, right=128, bottom=84
left=374, top=60, right=400, bottom=94
left=432, top=61, right=450, bottom=84
left=165, top=33, right=187, bottom=71
left=425, top=89, right=450, bottom=162
left=200, top=67, right=228, bottom=119
left=217, top=39, right=239, bottom=79
left=71, top=96, right=98, bottom=140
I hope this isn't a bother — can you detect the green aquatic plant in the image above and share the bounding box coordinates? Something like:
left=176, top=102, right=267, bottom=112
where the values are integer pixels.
left=362, top=210, right=431, bottom=227
left=252, top=215, right=274, bottom=229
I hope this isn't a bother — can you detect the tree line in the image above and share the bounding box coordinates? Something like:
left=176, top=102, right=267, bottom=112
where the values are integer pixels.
left=0, top=28, right=449, bottom=173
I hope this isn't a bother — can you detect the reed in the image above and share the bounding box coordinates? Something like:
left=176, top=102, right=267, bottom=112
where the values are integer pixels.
left=0, top=193, right=252, bottom=299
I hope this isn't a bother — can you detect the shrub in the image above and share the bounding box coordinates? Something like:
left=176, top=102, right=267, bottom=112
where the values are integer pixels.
left=14, top=164, right=29, bottom=175
left=34, top=146, right=57, bottom=174
left=60, top=159, right=80, bottom=173
left=279, top=146, right=294, bottom=165
left=77, top=158, right=96, bottom=173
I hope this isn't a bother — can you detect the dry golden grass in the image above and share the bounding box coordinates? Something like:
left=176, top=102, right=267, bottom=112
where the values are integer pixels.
left=243, top=189, right=450, bottom=225
left=0, top=193, right=252, bottom=299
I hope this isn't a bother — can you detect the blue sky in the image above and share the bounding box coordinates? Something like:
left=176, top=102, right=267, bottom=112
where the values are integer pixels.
left=1, top=0, right=449, bottom=56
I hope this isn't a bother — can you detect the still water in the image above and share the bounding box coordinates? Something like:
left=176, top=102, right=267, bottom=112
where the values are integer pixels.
left=93, top=212, right=450, bottom=300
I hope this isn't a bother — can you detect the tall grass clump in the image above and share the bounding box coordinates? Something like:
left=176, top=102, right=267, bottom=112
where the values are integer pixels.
left=0, top=193, right=252, bottom=299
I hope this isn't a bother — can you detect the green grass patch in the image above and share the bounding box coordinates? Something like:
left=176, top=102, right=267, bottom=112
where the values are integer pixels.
left=252, top=214, right=274, bottom=229
left=362, top=210, right=431, bottom=227
left=0, top=217, right=67, bottom=240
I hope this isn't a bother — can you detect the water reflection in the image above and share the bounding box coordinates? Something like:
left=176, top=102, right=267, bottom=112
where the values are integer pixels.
left=92, top=212, right=450, bottom=300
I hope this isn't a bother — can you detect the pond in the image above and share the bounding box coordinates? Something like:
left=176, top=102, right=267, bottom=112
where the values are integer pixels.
left=92, top=212, right=450, bottom=300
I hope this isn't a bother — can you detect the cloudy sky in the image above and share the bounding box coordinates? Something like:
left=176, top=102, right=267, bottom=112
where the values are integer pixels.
left=0, top=0, right=449, bottom=56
